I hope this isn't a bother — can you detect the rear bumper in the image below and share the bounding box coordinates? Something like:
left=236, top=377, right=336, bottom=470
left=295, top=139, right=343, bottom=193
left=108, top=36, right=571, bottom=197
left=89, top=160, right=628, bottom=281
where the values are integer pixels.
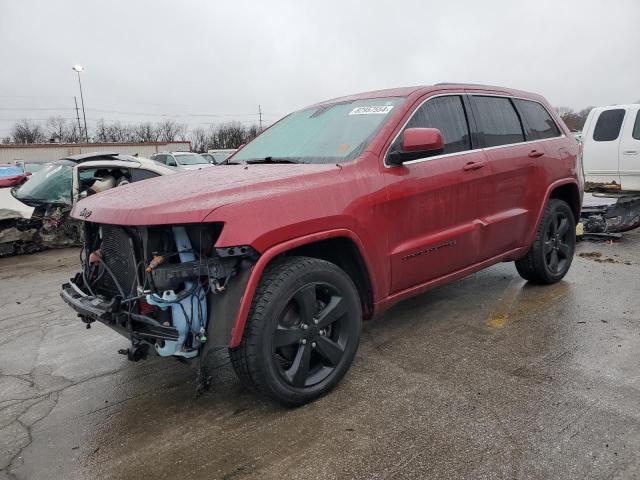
left=60, top=281, right=179, bottom=342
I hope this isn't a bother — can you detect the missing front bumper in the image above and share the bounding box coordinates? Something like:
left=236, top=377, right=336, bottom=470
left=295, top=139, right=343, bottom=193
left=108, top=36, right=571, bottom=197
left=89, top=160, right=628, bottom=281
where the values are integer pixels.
left=60, top=280, right=179, bottom=342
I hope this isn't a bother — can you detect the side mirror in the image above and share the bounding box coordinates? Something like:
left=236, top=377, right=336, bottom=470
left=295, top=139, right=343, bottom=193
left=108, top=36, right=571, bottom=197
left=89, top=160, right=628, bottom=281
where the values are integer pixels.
left=387, top=128, right=444, bottom=166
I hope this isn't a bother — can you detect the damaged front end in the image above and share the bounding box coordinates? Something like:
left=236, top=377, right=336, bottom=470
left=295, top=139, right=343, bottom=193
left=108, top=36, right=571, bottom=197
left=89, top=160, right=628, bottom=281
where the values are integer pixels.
left=60, top=221, right=257, bottom=389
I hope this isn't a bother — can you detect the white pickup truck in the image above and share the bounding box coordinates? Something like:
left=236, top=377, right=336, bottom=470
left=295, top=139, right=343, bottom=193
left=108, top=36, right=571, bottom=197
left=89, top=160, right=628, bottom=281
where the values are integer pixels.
left=582, top=104, right=640, bottom=191
left=581, top=104, right=640, bottom=236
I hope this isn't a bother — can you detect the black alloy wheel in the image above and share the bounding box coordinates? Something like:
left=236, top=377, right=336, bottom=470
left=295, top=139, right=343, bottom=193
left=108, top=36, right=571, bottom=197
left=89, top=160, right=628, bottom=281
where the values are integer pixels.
left=515, top=198, right=576, bottom=284
left=272, top=282, right=352, bottom=388
left=229, top=257, right=362, bottom=406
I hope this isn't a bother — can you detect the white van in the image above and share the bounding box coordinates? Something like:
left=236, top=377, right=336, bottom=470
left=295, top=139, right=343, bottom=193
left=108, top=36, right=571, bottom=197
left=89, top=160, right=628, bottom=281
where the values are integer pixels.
left=582, top=104, right=640, bottom=191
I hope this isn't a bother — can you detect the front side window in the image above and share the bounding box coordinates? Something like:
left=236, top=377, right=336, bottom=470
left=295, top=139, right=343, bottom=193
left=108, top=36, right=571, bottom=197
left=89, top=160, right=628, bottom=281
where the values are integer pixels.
left=632, top=110, right=640, bottom=141
left=232, top=97, right=405, bottom=164
left=390, top=95, right=471, bottom=156
left=514, top=99, right=561, bottom=140
left=472, top=96, right=524, bottom=147
left=593, top=109, right=625, bottom=142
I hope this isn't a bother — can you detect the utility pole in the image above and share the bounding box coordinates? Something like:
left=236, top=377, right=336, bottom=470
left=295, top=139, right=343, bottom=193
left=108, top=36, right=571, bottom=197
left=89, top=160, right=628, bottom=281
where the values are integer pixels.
left=73, top=65, right=89, bottom=142
left=258, top=104, right=263, bottom=132
left=74, top=96, right=82, bottom=142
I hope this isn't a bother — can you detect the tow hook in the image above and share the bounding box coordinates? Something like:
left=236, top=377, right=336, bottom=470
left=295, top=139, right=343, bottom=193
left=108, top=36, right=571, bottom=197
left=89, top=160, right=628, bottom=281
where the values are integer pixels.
left=79, top=314, right=94, bottom=329
left=118, top=343, right=149, bottom=362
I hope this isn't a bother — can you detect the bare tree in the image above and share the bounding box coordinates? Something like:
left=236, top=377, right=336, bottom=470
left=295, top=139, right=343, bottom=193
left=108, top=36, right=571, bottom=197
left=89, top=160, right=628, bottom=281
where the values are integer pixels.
left=558, top=107, right=593, bottom=132
left=134, top=122, right=158, bottom=142
left=245, top=124, right=261, bottom=143
left=46, top=116, right=68, bottom=142
left=189, top=127, right=208, bottom=152
left=156, top=119, right=186, bottom=142
left=11, top=119, right=46, bottom=143
left=95, top=119, right=109, bottom=142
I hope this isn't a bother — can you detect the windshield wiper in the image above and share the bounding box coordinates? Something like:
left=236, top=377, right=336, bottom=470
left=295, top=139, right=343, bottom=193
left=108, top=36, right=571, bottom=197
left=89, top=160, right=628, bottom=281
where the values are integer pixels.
left=245, top=157, right=300, bottom=164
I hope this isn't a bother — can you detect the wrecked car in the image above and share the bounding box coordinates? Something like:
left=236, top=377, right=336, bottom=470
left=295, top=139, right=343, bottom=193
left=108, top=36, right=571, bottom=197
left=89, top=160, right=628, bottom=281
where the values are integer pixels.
left=61, top=84, right=582, bottom=406
left=0, top=152, right=177, bottom=256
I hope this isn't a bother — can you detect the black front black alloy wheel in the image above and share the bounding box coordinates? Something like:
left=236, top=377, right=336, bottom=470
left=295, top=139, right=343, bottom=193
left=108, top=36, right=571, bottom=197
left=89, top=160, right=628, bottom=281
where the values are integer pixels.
left=229, top=256, right=362, bottom=407
left=272, top=282, right=351, bottom=388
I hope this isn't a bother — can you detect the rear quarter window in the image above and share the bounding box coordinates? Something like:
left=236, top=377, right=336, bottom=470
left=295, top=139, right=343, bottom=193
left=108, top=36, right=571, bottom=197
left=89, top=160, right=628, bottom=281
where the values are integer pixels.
left=593, top=109, right=625, bottom=142
left=514, top=99, right=561, bottom=140
left=471, top=96, right=524, bottom=147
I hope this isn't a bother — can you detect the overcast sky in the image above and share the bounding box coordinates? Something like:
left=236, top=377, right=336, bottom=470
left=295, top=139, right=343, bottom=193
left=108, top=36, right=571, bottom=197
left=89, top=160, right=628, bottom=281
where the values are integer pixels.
left=0, top=0, right=638, bottom=136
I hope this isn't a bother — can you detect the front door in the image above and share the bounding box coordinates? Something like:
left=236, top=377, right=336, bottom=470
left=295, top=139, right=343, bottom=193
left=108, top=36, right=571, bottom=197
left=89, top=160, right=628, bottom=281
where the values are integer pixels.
left=384, top=94, right=488, bottom=294
left=619, top=105, right=640, bottom=190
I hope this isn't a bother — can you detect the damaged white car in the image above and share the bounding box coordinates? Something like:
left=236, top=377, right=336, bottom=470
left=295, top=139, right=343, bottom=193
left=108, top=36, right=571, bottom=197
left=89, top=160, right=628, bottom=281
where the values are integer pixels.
left=1, top=152, right=177, bottom=256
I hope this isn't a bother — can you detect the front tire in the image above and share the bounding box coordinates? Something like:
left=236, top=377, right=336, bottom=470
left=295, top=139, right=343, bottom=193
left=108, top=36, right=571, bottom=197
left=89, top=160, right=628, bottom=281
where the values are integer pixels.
left=515, top=198, right=576, bottom=284
left=229, top=256, right=362, bottom=407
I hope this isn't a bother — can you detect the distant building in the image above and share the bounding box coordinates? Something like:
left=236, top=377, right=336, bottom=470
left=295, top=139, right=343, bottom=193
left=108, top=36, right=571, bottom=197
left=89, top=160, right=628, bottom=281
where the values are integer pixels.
left=0, top=141, right=191, bottom=165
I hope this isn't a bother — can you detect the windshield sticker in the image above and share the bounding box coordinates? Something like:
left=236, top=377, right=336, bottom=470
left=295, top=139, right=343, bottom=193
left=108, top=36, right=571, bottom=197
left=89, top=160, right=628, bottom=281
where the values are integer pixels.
left=349, top=105, right=394, bottom=115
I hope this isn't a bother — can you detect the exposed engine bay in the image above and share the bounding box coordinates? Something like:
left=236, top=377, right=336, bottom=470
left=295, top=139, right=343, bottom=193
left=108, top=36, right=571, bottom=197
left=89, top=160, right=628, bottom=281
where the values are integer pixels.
left=61, top=222, right=257, bottom=392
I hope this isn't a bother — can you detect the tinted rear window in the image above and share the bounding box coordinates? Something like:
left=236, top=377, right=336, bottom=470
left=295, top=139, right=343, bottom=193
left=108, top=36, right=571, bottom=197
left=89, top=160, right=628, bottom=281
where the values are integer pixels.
left=593, top=109, right=625, bottom=142
left=472, top=96, right=524, bottom=147
left=514, top=99, right=561, bottom=140
left=402, top=95, right=471, bottom=154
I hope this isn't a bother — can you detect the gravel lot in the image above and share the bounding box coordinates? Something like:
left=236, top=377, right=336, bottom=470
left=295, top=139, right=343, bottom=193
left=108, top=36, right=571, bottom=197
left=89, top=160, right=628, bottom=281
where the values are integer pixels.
left=1, top=233, right=639, bottom=479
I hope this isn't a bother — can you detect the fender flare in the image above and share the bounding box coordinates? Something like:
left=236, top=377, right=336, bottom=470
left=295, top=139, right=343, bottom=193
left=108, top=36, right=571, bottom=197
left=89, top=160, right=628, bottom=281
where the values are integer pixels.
left=527, top=178, right=581, bottom=247
left=228, top=228, right=374, bottom=348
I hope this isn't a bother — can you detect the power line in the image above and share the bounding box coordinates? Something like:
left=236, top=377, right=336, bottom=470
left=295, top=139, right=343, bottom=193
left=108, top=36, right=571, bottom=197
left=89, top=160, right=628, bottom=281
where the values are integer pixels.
left=0, top=106, right=282, bottom=118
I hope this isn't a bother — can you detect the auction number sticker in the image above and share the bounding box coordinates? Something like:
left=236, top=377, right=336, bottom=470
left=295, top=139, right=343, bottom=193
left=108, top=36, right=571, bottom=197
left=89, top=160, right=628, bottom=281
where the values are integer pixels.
left=349, top=105, right=394, bottom=115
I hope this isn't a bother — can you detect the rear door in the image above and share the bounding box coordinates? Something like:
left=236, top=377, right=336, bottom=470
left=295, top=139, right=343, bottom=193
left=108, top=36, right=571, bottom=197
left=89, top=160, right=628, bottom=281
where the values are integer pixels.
left=384, top=94, right=488, bottom=293
left=468, top=95, right=544, bottom=260
left=619, top=105, right=640, bottom=190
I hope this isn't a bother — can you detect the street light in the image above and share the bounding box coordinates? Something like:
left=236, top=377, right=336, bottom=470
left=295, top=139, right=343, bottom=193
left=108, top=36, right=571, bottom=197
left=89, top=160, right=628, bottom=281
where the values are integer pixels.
left=72, top=64, right=89, bottom=142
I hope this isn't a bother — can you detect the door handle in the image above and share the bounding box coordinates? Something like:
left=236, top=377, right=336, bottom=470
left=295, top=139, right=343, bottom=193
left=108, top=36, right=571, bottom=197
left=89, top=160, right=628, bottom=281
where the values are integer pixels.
left=462, top=161, right=485, bottom=171
left=528, top=150, right=544, bottom=158
left=623, top=150, right=638, bottom=155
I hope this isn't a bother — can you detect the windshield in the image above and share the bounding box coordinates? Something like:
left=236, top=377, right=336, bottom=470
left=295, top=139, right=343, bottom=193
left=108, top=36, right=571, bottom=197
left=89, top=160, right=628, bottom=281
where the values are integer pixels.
left=233, top=97, right=404, bottom=164
left=25, top=163, right=47, bottom=173
left=14, top=163, right=72, bottom=204
left=175, top=153, right=208, bottom=165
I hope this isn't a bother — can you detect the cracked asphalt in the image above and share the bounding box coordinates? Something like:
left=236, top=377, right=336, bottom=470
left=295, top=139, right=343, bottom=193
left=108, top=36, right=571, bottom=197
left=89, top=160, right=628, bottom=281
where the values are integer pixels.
left=0, top=233, right=639, bottom=480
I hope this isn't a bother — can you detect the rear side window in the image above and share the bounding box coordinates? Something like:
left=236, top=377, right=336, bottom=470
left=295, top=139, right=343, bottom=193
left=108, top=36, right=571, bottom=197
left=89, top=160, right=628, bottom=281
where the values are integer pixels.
left=514, top=99, right=561, bottom=140
left=402, top=95, right=471, bottom=154
left=593, top=109, right=625, bottom=141
left=471, top=96, right=524, bottom=147
left=633, top=111, right=640, bottom=141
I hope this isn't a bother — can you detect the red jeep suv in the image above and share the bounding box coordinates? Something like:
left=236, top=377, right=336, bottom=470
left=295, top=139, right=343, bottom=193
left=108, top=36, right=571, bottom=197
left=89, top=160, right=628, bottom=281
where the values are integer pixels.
left=61, top=84, right=582, bottom=406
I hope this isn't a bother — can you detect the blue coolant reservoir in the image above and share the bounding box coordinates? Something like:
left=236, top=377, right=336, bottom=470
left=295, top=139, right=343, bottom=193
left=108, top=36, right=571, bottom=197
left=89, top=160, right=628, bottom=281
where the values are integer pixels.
left=147, top=226, right=207, bottom=358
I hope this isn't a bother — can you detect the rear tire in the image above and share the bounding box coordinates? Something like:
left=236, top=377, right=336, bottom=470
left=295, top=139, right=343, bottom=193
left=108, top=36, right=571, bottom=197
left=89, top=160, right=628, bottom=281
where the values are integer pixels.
left=229, top=256, right=362, bottom=407
left=515, top=199, right=576, bottom=284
